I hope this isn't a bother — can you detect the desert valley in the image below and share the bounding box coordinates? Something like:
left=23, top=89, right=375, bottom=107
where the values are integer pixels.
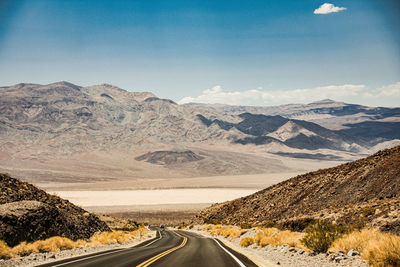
left=1, top=1, right=400, bottom=266
left=1, top=82, right=400, bottom=219
left=0, top=81, right=400, bottom=266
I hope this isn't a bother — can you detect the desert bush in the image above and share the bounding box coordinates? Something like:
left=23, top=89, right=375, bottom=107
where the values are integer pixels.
left=240, top=237, right=254, bottom=247
left=330, top=228, right=400, bottom=267
left=301, top=220, right=344, bottom=253
left=252, top=228, right=306, bottom=250
left=1, top=228, right=149, bottom=259
left=89, top=231, right=131, bottom=246
left=204, top=225, right=244, bottom=238
left=0, top=240, right=14, bottom=259
left=278, top=218, right=316, bottom=232
left=37, top=236, right=77, bottom=252
left=212, top=226, right=242, bottom=238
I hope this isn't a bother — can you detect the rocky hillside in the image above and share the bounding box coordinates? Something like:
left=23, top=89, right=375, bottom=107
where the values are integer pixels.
left=193, top=146, right=400, bottom=233
left=0, top=173, right=110, bottom=246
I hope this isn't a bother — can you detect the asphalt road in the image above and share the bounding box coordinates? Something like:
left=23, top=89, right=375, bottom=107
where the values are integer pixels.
left=39, top=228, right=258, bottom=267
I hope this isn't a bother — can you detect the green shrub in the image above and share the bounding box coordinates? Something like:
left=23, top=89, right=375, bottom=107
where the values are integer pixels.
left=300, top=220, right=345, bottom=253
left=278, top=218, right=316, bottom=232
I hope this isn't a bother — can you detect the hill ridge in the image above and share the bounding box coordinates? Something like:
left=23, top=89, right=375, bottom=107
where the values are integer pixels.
left=193, top=146, right=400, bottom=233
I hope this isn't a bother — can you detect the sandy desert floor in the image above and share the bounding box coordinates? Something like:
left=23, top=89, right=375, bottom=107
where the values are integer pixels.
left=54, top=188, right=259, bottom=206
left=0, top=148, right=351, bottom=223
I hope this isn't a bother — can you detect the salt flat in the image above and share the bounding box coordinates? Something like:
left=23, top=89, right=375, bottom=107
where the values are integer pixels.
left=55, top=188, right=259, bottom=207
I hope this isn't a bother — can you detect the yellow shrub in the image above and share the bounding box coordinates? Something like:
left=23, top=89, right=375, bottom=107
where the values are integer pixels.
left=240, top=237, right=254, bottom=247
left=206, top=225, right=243, bottom=238
left=0, top=240, right=14, bottom=259
left=12, top=241, right=40, bottom=256
left=252, top=228, right=307, bottom=250
left=2, top=228, right=149, bottom=259
left=37, top=237, right=77, bottom=252
left=330, top=229, right=400, bottom=267
left=89, top=230, right=145, bottom=246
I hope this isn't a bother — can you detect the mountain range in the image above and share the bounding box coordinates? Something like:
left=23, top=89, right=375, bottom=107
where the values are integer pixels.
left=1, top=82, right=399, bottom=184
left=186, top=99, right=400, bottom=130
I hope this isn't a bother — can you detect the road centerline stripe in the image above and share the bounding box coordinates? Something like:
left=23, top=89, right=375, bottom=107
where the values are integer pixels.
left=213, top=238, right=247, bottom=267
left=136, top=231, right=187, bottom=267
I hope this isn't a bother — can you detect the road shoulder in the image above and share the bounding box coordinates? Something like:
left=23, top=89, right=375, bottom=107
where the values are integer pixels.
left=181, top=229, right=277, bottom=267
left=0, top=230, right=157, bottom=267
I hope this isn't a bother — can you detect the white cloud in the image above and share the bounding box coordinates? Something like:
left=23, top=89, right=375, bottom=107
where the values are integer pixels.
left=314, top=3, right=347, bottom=14
left=376, top=82, right=400, bottom=97
left=178, top=84, right=366, bottom=105
left=364, top=82, right=400, bottom=98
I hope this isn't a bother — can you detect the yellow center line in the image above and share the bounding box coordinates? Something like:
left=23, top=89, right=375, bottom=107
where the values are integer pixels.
left=136, top=231, right=187, bottom=267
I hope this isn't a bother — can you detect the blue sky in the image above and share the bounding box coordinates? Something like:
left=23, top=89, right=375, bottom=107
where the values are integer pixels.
left=0, top=0, right=399, bottom=106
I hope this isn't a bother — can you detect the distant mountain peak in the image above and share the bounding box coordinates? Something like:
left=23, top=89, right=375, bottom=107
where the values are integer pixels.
left=310, top=99, right=338, bottom=104
left=48, top=81, right=81, bottom=88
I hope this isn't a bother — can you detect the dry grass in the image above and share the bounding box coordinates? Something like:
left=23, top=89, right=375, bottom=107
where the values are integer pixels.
left=203, top=225, right=307, bottom=251
left=0, top=226, right=148, bottom=259
left=203, top=224, right=245, bottom=238
left=0, top=240, right=14, bottom=259
left=240, top=237, right=254, bottom=247
left=330, top=228, right=400, bottom=267
left=250, top=227, right=308, bottom=250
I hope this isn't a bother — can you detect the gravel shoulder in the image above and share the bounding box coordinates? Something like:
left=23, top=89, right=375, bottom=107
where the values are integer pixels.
left=187, top=226, right=369, bottom=267
left=0, top=231, right=156, bottom=267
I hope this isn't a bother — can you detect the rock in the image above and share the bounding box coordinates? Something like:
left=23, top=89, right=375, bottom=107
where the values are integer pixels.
left=347, top=249, right=360, bottom=256
left=330, top=252, right=347, bottom=262
left=309, top=251, right=317, bottom=256
left=0, top=174, right=111, bottom=247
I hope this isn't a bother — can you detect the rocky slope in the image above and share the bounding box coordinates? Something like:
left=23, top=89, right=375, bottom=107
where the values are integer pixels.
left=0, top=173, right=110, bottom=246
left=193, top=146, right=400, bottom=233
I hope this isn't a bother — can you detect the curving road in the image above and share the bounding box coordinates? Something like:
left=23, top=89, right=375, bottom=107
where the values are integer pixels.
left=39, top=228, right=258, bottom=267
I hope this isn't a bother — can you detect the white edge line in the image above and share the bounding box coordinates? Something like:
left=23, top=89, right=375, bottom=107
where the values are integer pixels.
left=50, top=249, right=127, bottom=267
left=51, top=232, right=161, bottom=267
left=214, top=238, right=247, bottom=267
left=143, top=231, right=162, bottom=247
